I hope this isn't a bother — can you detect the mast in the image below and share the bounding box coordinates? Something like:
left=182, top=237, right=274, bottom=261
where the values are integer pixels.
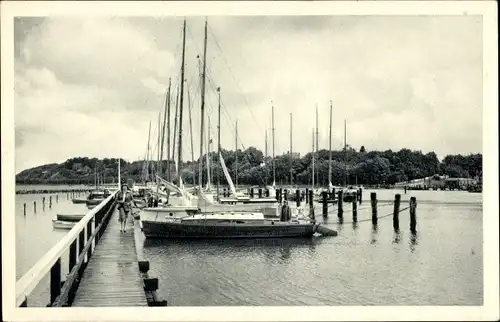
left=217, top=87, right=221, bottom=199
left=157, top=113, right=161, bottom=177
left=166, top=78, right=171, bottom=182
left=146, top=120, right=151, bottom=182
left=198, top=18, right=208, bottom=188
left=328, top=100, right=332, bottom=186
left=187, top=80, right=195, bottom=185
left=312, top=129, right=315, bottom=189
left=344, top=119, right=347, bottom=186
left=272, top=101, right=276, bottom=186
left=207, top=118, right=211, bottom=188
left=289, top=113, right=293, bottom=186
left=177, top=18, right=187, bottom=184
left=172, top=87, right=179, bottom=170
left=315, top=104, right=319, bottom=186
left=235, top=119, right=238, bottom=187
left=265, top=128, right=268, bottom=186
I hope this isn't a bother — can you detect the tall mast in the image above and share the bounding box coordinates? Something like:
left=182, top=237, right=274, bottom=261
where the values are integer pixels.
left=289, top=113, right=293, bottom=186
left=207, top=118, right=211, bottom=188
left=157, top=113, right=160, bottom=193
left=312, top=129, right=315, bottom=189
left=265, top=128, right=268, bottom=186
left=160, top=86, right=168, bottom=175
left=166, top=78, right=171, bottom=182
left=235, top=119, right=238, bottom=187
left=172, top=87, right=179, bottom=170
left=198, top=18, right=208, bottom=187
left=187, top=81, right=195, bottom=185
left=177, top=18, right=187, bottom=184
left=344, top=119, right=347, bottom=186
left=328, top=100, right=332, bottom=185
left=217, top=87, right=221, bottom=199
left=272, top=101, right=276, bottom=186
left=315, top=104, right=319, bottom=186
left=265, top=128, right=268, bottom=159
left=146, top=121, right=151, bottom=182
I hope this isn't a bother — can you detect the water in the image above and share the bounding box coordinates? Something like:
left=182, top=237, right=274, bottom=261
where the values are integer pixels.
left=15, top=186, right=483, bottom=306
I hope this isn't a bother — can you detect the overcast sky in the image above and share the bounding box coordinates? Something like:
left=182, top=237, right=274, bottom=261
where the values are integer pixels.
left=14, top=15, right=482, bottom=173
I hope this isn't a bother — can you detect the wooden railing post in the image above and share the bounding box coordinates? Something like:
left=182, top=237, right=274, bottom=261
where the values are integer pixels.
left=69, top=240, right=77, bottom=272
left=50, top=258, right=61, bottom=304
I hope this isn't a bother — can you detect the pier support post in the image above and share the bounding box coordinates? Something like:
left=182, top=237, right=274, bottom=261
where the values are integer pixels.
left=371, top=192, right=378, bottom=225
left=296, top=189, right=300, bottom=207
left=337, top=190, right=343, bottom=219
left=322, top=191, right=328, bottom=217
left=410, top=197, right=417, bottom=233
left=250, top=188, right=254, bottom=198
left=308, top=189, right=314, bottom=221
left=284, top=189, right=288, bottom=201
left=305, top=188, right=309, bottom=203
left=404, top=186, right=407, bottom=194
left=258, top=188, right=262, bottom=198
left=50, top=258, right=61, bottom=304
left=352, top=192, right=357, bottom=222
left=34, top=201, right=36, bottom=214
left=265, top=188, right=270, bottom=197
left=24, top=203, right=26, bottom=216
left=393, top=194, right=401, bottom=231
left=358, top=188, right=363, bottom=204
left=56, top=195, right=59, bottom=203
left=49, top=196, right=52, bottom=208
left=42, top=197, right=46, bottom=210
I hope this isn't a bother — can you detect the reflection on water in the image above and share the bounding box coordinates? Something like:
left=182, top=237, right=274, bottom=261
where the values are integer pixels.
left=16, top=188, right=483, bottom=307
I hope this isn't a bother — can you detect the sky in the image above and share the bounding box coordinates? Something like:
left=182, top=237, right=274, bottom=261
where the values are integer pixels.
left=13, top=15, right=483, bottom=173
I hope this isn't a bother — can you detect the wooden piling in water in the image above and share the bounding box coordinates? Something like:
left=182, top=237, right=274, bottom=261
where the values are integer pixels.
left=410, top=196, right=417, bottom=233
left=393, top=194, right=401, bottom=231
left=33, top=201, right=36, bottom=214
left=352, top=192, right=358, bottom=222
left=322, top=191, right=328, bottom=217
left=23, top=203, right=26, bottom=216
left=337, top=190, right=343, bottom=219
left=265, top=188, right=270, bottom=197
left=371, top=192, right=378, bottom=225
left=308, top=189, right=314, bottom=220
left=305, top=188, right=309, bottom=203
left=42, top=197, right=46, bottom=210
left=358, top=188, right=363, bottom=204
left=56, top=195, right=59, bottom=203
left=250, top=188, right=254, bottom=198
left=49, top=196, right=52, bottom=208
left=284, top=189, right=288, bottom=201
left=296, top=189, right=300, bottom=207
left=258, top=188, right=262, bottom=198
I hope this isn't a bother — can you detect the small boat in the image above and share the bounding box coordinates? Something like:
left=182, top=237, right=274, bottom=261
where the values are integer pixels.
left=52, top=218, right=76, bottom=230
left=56, top=214, right=85, bottom=222
left=72, top=198, right=87, bottom=204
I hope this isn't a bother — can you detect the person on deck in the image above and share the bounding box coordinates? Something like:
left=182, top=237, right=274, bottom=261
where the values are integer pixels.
left=116, top=184, right=136, bottom=233
left=280, top=200, right=292, bottom=222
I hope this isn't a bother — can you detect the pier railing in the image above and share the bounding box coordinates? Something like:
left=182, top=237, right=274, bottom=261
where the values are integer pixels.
left=16, top=191, right=118, bottom=307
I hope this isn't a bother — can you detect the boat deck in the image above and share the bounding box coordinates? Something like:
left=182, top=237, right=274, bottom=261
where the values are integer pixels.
left=72, top=208, right=148, bottom=307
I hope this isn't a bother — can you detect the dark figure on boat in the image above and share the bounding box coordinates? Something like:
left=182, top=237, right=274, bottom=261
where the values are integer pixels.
left=281, top=201, right=292, bottom=222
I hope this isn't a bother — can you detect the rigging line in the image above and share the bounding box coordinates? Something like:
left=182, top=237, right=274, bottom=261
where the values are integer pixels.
left=207, top=23, right=265, bottom=139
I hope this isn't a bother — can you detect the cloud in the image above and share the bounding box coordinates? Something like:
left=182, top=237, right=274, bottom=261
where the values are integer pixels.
left=14, top=15, right=482, bottom=173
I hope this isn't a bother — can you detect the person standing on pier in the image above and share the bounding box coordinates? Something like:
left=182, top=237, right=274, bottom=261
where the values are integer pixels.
left=116, top=184, right=135, bottom=233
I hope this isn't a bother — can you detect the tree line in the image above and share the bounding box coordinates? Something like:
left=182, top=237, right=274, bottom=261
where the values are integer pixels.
left=15, top=147, right=482, bottom=186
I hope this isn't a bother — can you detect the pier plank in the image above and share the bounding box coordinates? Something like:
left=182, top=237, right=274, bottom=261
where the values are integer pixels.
left=72, top=209, right=147, bottom=307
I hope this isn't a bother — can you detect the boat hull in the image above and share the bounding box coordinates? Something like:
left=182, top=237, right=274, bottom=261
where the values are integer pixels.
left=72, top=198, right=87, bottom=204
left=141, top=220, right=315, bottom=239
left=52, top=220, right=76, bottom=230
left=57, top=214, right=85, bottom=222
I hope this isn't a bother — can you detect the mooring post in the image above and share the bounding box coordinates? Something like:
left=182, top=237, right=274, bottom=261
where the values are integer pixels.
left=322, top=191, right=328, bottom=217
left=23, top=203, right=26, bottom=216
left=352, top=192, right=358, bottom=222
left=265, top=188, right=270, bottom=197
left=308, top=189, right=314, bottom=220
left=49, top=196, right=52, bottom=208
left=284, top=189, right=288, bottom=201
left=42, top=197, right=46, bottom=210
left=250, top=188, right=254, bottom=198
left=371, top=192, right=378, bottom=225
left=358, top=188, right=363, bottom=204
left=56, top=194, right=59, bottom=203
left=258, top=188, right=262, bottom=198
left=393, top=194, right=401, bottom=231
left=331, top=188, right=336, bottom=201
left=308, top=189, right=313, bottom=207
left=404, top=186, right=407, bottom=194
left=410, top=196, right=417, bottom=233
left=296, top=189, right=300, bottom=207
left=34, top=201, right=36, bottom=214
left=337, top=190, right=343, bottom=219
left=305, top=188, right=309, bottom=203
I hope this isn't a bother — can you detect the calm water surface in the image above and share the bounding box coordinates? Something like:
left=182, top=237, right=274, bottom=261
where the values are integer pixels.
left=15, top=187, right=483, bottom=306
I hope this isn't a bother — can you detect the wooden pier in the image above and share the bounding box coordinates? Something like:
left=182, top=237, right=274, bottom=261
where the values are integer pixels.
left=71, top=209, right=148, bottom=307
left=16, top=192, right=166, bottom=307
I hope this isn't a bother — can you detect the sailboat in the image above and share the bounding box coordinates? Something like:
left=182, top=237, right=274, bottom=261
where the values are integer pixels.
left=140, top=18, right=329, bottom=239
